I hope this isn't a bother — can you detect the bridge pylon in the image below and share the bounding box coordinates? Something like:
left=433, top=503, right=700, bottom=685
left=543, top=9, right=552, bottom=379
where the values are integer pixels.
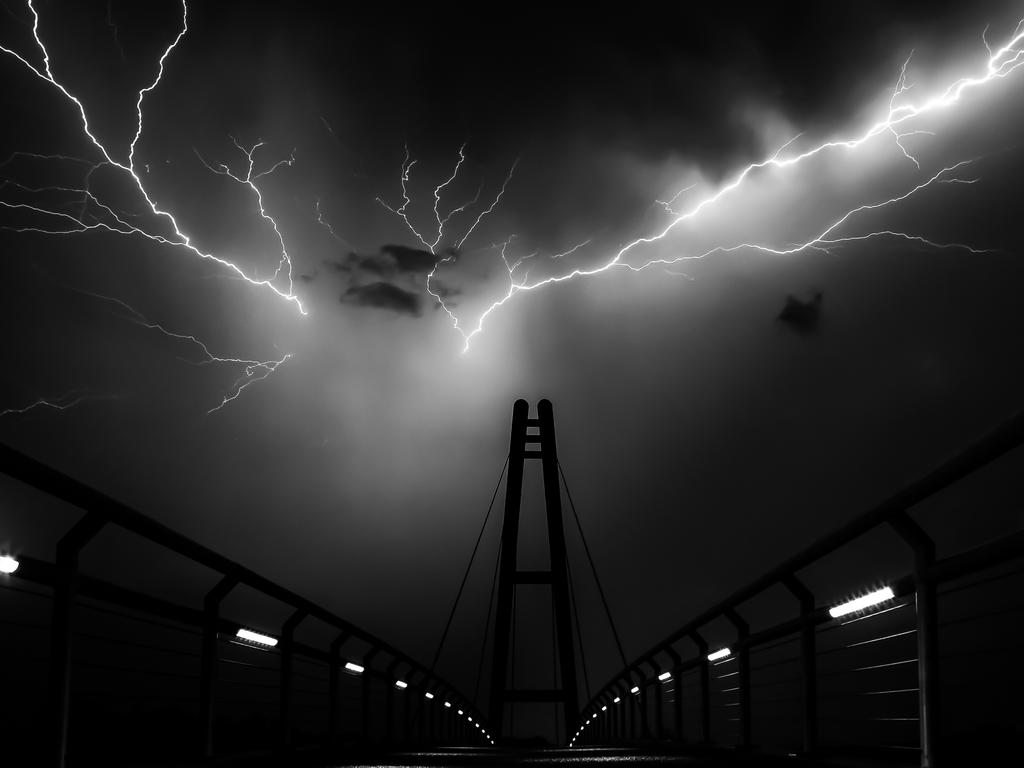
left=488, top=399, right=579, bottom=741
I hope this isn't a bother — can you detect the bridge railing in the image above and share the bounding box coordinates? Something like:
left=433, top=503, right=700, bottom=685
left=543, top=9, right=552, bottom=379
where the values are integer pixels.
left=572, top=410, right=1024, bottom=766
left=0, top=443, right=493, bottom=766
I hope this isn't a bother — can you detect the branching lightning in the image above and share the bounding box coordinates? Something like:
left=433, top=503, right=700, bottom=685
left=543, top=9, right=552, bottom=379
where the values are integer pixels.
left=79, top=291, right=290, bottom=415
left=0, top=0, right=304, bottom=415
left=396, top=18, right=1024, bottom=352
left=2, top=0, right=1023, bottom=420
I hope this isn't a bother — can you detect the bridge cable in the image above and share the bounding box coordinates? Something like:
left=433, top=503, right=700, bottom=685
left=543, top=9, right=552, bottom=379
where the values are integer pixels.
left=558, top=460, right=629, bottom=669
left=430, top=456, right=509, bottom=674
left=567, top=558, right=592, bottom=702
left=473, top=536, right=503, bottom=706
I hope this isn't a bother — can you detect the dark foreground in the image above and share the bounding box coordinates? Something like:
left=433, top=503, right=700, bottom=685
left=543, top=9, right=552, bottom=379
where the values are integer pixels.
left=105, top=745, right=932, bottom=768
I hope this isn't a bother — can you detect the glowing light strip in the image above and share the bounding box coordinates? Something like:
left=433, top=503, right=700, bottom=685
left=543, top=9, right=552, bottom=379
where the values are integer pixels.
left=236, top=628, right=277, bottom=647
left=829, top=586, right=895, bottom=618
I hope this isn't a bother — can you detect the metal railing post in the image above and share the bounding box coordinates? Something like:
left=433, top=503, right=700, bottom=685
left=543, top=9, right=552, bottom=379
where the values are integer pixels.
left=634, top=669, right=649, bottom=739
left=890, top=512, right=940, bottom=768
left=629, top=678, right=638, bottom=739
left=50, top=512, right=106, bottom=768
left=429, top=691, right=437, bottom=744
left=646, top=660, right=664, bottom=740
left=279, top=609, right=306, bottom=749
left=403, top=672, right=418, bottom=746
left=689, top=631, right=711, bottom=743
left=725, top=609, right=751, bottom=748
left=384, top=659, right=400, bottom=745
left=782, top=574, right=817, bottom=755
left=361, top=649, right=379, bottom=743
left=328, top=632, right=349, bottom=743
left=616, top=683, right=626, bottom=742
left=200, top=576, right=237, bottom=757
left=666, top=647, right=684, bottom=742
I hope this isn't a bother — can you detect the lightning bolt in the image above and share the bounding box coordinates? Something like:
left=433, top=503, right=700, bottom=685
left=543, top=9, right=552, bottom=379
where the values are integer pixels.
left=435, top=17, right=1024, bottom=351
left=193, top=137, right=298, bottom=286
left=375, top=143, right=531, bottom=335
left=375, top=145, right=432, bottom=251
left=376, top=143, right=514, bottom=256
left=315, top=197, right=356, bottom=251
left=79, top=291, right=291, bottom=415
left=654, top=183, right=698, bottom=216
left=0, top=0, right=304, bottom=415
left=0, top=390, right=106, bottom=418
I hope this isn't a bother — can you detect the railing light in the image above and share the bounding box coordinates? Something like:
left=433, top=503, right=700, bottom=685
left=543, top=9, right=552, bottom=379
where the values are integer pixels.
left=344, top=662, right=364, bottom=674
left=828, top=586, right=895, bottom=618
left=444, top=701, right=452, bottom=708
left=0, top=555, right=19, bottom=574
left=601, top=705, right=607, bottom=711
left=425, top=692, right=434, bottom=699
left=613, top=696, right=621, bottom=703
left=707, top=647, right=731, bottom=661
left=658, top=671, right=672, bottom=681
left=457, top=709, right=464, bottom=716
left=395, top=679, right=407, bottom=689
left=236, top=628, right=277, bottom=647
left=630, top=685, right=640, bottom=694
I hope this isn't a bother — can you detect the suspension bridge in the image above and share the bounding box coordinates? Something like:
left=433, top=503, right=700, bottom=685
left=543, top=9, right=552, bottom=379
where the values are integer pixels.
left=1, top=399, right=1022, bottom=767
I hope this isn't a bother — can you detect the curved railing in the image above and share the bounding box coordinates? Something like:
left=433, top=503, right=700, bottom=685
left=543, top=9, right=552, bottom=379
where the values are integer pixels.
left=572, top=410, right=1024, bottom=765
left=0, top=443, right=493, bottom=766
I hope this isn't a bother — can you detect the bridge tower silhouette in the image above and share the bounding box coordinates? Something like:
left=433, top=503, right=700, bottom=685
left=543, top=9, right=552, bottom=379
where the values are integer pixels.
left=488, top=398, right=579, bottom=739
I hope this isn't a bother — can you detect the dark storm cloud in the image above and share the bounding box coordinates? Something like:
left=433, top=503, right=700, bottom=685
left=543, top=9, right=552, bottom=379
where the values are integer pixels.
left=777, top=292, right=823, bottom=333
left=316, top=245, right=450, bottom=316
left=341, top=281, right=422, bottom=316
left=322, top=245, right=439, bottom=277
left=377, top=244, right=440, bottom=274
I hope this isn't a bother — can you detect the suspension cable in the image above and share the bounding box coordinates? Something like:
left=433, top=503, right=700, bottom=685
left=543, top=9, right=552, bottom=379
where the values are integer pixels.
left=567, top=557, right=592, bottom=702
left=473, top=537, right=503, bottom=706
left=431, top=456, right=509, bottom=673
left=558, top=460, right=629, bottom=669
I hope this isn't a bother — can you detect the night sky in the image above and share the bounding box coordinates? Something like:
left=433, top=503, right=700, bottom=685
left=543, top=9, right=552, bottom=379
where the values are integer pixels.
left=3, top=0, right=1024, bottom=739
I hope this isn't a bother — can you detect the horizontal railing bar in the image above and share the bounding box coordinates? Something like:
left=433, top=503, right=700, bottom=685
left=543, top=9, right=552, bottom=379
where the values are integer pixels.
left=621, top=410, right=1024, bottom=673
left=3, top=553, right=454, bottom=691
left=0, top=446, right=413, bottom=670
left=0, top=444, right=489, bottom=726
left=583, top=527, right=1023, bottom=713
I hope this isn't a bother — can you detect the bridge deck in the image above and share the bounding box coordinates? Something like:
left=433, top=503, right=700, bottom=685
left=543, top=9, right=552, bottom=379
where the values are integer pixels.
left=127, top=746, right=917, bottom=768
